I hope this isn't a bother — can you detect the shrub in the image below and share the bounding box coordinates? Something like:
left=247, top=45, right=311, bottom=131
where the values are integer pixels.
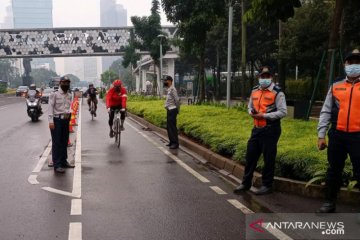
left=127, top=99, right=353, bottom=182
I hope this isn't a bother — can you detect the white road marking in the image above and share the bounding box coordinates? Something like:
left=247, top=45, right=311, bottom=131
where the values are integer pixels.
left=127, top=122, right=210, bottom=183
left=0, top=106, right=8, bottom=111
left=227, top=199, right=254, bottom=214
left=42, top=187, right=81, bottom=198
left=68, top=222, right=82, bottom=240
left=210, top=186, right=227, bottom=195
left=72, top=103, right=82, bottom=197
left=263, top=222, right=294, bottom=240
left=27, top=175, right=39, bottom=185
left=32, top=141, right=52, bottom=173
left=71, top=199, right=82, bottom=215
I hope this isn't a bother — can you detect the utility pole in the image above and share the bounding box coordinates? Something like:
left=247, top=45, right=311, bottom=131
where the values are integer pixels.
left=241, top=0, right=247, bottom=100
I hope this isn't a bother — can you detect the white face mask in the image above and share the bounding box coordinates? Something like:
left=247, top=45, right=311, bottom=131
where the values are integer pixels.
left=345, top=64, right=360, bottom=78
left=259, top=78, right=272, bottom=88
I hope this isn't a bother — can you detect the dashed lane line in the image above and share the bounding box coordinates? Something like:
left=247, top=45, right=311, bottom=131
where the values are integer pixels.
left=210, top=186, right=227, bottom=195
left=127, top=122, right=210, bottom=183
left=71, top=199, right=82, bottom=215
left=27, top=175, right=39, bottom=185
left=68, top=222, right=82, bottom=240
left=227, top=199, right=255, bottom=214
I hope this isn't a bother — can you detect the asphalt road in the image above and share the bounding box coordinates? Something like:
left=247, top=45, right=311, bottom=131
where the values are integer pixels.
left=0, top=96, right=359, bottom=240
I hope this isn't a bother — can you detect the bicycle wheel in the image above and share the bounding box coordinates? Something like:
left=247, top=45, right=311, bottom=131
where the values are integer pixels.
left=116, top=118, right=121, bottom=148
left=114, top=119, right=119, bottom=144
left=90, top=101, right=94, bottom=120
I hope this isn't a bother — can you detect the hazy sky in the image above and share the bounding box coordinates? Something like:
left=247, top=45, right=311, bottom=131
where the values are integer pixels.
left=0, top=0, right=172, bottom=27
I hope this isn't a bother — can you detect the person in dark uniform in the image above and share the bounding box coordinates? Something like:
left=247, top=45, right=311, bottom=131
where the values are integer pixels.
left=48, top=76, right=75, bottom=173
left=317, top=49, right=360, bottom=213
left=234, top=67, right=287, bottom=195
left=86, top=83, right=98, bottom=116
left=164, top=76, right=180, bottom=149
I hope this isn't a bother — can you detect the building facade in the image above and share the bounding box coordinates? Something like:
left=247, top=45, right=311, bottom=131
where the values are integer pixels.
left=100, top=0, right=127, bottom=72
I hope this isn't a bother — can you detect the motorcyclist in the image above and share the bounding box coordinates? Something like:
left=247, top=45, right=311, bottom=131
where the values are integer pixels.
left=85, top=83, right=98, bottom=117
left=27, top=83, right=43, bottom=114
left=106, top=79, right=127, bottom=137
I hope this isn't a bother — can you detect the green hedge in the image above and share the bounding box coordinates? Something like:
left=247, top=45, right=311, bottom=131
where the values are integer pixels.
left=127, top=99, right=352, bottom=182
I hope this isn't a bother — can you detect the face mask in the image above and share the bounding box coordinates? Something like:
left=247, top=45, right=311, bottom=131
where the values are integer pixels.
left=60, top=85, right=70, bottom=92
left=115, top=87, right=120, bottom=92
left=163, top=81, right=169, bottom=88
left=259, top=78, right=272, bottom=88
left=345, top=64, right=360, bottom=78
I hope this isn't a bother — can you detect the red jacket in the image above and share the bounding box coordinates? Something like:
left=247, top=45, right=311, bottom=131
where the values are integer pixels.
left=106, top=87, right=127, bottom=108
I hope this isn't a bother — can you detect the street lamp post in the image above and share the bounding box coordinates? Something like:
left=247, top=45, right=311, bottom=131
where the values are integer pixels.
left=158, top=34, right=166, bottom=96
left=226, top=0, right=234, bottom=108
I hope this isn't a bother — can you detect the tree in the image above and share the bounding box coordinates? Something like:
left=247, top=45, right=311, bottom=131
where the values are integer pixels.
left=122, top=29, right=140, bottom=69
left=101, top=70, right=119, bottom=87
left=110, top=59, right=135, bottom=91
left=31, top=68, right=58, bottom=88
left=162, top=0, right=225, bottom=103
left=64, top=74, right=80, bottom=85
left=0, top=59, right=20, bottom=87
left=130, top=0, right=169, bottom=95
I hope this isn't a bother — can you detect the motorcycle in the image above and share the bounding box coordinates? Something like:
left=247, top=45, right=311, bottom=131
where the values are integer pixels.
left=26, top=90, right=42, bottom=122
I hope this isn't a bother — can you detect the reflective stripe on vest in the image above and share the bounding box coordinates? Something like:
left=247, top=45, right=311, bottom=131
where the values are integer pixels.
left=332, top=80, right=360, bottom=132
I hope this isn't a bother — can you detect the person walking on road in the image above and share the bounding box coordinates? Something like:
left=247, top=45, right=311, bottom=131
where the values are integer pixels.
left=48, top=76, right=75, bottom=173
left=106, top=79, right=127, bottom=137
left=317, top=49, right=360, bottom=213
left=234, top=67, right=287, bottom=195
left=164, top=76, right=180, bottom=149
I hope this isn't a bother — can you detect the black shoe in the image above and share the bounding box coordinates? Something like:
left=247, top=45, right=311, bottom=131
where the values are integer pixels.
left=316, top=201, right=336, bottom=213
left=94, top=112, right=97, bottom=117
left=63, top=162, right=75, bottom=168
left=109, top=130, right=114, bottom=138
left=169, top=144, right=179, bottom=149
left=54, top=167, right=66, bottom=173
left=234, top=184, right=250, bottom=194
left=166, top=143, right=171, bottom=147
left=254, top=186, right=272, bottom=195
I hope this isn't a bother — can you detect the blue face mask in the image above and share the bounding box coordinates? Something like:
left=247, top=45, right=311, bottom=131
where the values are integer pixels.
left=345, top=64, right=360, bottom=78
left=259, top=78, right=272, bottom=88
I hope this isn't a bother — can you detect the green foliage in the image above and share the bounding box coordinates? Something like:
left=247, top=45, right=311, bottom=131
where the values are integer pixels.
left=64, top=74, right=80, bottom=84
left=109, top=59, right=135, bottom=91
left=127, top=99, right=353, bottom=182
left=122, top=29, right=140, bottom=69
left=285, top=78, right=312, bottom=100
left=244, top=0, right=302, bottom=23
left=101, top=70, right=119, bottom=87
left=31, top=68, right=58, bottom=87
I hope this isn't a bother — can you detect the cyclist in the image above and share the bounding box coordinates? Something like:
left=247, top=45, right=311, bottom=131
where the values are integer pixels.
left=106, top=79, right=127, bottom=137
left=86, top=83, right=98, bottom=117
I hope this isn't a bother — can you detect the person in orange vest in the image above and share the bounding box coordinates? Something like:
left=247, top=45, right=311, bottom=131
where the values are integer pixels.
left=234, top=66, right=287, bottom=195
left=317, top=49, right=360, bottom=213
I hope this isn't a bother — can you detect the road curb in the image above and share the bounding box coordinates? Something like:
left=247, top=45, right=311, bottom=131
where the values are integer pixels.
left=128, top=112, right=360, bottom=205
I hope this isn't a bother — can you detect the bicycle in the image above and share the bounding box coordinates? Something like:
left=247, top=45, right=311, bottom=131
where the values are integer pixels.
left=113, top=109, right=122, bottom=148
left=90, top=100, right=96, bottom=120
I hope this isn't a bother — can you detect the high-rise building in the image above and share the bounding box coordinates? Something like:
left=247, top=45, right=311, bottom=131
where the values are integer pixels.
left=84, top=57, right=99, bottom=85
left=11, top=0, right=56, bottom=72
left=0, top=6, right=14, bottom=29
left=100, top=0, right=127, bottom=72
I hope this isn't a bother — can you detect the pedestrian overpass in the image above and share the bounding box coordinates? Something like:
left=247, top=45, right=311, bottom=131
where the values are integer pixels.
left=0, top=26, right=180, bottom=90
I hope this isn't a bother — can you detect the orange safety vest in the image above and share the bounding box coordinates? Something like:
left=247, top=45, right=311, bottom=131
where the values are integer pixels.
left=331, top=80, right=360, bottom=132
left=251, top=85, right=281, bottom=127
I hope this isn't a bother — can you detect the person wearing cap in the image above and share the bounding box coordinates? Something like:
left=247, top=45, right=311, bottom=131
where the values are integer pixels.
left=316, top=49, right=360, bottom=213
left=48, top=76, right=75, bottom=173
left=234, top=66, right=287, bottom=195
left=164, top=76, right=180, bottom=149
left=106, top=79, right=127, bottom=137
